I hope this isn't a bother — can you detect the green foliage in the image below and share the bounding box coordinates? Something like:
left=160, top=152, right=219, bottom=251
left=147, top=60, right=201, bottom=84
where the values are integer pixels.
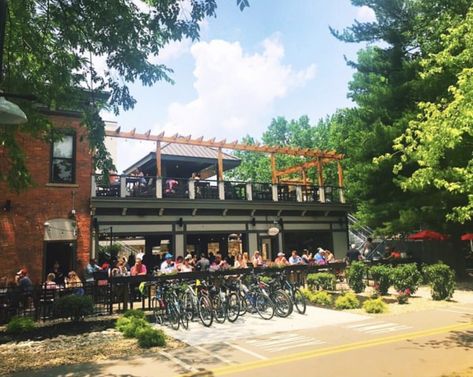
left=136, top=327, right=166, bottom=348
left=306, top=272, right=336, bottom=291
left=392, top=264, right=422, bottom=294
left=122, top=309, right=146, bottom=319
left=363, top=298, right=388, bottom=314
left=6, top=316, right=36, bottom=334
left=369, top=265, right=393, bottom=295
left=346, top=261, right=366, bottom=293
left=1, top=0, right=246, bottom=191
left=258, top=275, right=273, bottom=284
left=334, top=292, right=360, bottom=310
left=423, top=263, right=456, bottom=300
left=53, top=295, right=94, bottom=321
left=115, top=316, right=150, bottom=339
left=302, top=289, right=333, bottom=307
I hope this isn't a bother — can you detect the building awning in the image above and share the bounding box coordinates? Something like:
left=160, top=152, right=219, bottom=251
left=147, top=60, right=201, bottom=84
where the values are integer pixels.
left=44, top=218, right=77, bottom=241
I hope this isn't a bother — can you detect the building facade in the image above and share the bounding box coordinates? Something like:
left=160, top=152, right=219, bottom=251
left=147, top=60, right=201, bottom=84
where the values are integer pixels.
left=0, top=111, right=92, bottom=283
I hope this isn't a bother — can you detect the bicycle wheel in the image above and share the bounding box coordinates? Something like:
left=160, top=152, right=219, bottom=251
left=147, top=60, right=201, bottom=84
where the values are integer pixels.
left=293, top=288, right=307, bottom=314
left=272, top=290, right=293, bottom=318
left=180, top=290, right=195, bottom=321
left=255, top=292, right=275, bottom=320
left=167, top=302, right=180, bottom=330
left=197, top=295, right=214, bottom=327
left=226, top=292, right=240, bottom=323
left=151, top=297, right=163, bottom=324
left=238, top=291, right=248, bottom=316
left=212, top=294, right=226, bottom=324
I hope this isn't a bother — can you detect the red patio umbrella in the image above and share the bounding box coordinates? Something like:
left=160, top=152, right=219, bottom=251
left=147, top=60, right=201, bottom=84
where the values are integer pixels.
left=408, top=230, right=448, bottom=241
left=460, top=233, right=473, bottom=241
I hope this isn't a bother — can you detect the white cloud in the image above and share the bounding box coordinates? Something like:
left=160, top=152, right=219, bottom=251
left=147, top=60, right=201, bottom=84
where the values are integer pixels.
left=155, top=37, right=316, bottom=142
left=356, top=6, right=377, bottom=22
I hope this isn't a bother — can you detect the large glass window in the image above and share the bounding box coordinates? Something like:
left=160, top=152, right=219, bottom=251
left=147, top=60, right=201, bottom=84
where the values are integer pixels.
left=51, top=133, right=75, bottom=183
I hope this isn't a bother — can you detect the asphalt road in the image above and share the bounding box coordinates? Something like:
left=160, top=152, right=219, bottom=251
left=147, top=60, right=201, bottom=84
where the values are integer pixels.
left=12, top=302, right=473, bottom=377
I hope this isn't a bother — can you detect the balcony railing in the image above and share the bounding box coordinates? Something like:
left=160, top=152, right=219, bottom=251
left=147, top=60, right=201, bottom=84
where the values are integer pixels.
left=91, top=175, right=346, bottom=204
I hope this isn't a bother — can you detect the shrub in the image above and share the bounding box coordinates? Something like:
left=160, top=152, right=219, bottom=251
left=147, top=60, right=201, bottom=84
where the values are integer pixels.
left=392, top=264, right=422, bottom=294
left=6, top=316, right=36, bottom=334
left=306, top=272, right=336, bottom=291
left=136, top=327, right=166, bottom=348
left=258, top=275, right=273, bottom=285
left=116, top=316, right=150, bottom=338
left=369, top=265, right=393, bottom=295
left=334, top=292, right=360, bottom=310
left=53, top=295, right=94, bottom=321
left=310, top=291, right=333, bottom=306
left=346, top=261, right=366, bottom=293
left=397, top=289, right=410, bottom=304
left=123, top=309, right=146, bottom=319
left=423, top=263, right=455, bottom=300
left=363, top=298, right=388, bottom=314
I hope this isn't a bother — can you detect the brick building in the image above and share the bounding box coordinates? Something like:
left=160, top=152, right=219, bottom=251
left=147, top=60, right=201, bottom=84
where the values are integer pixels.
left=0, top=110, right=93, bottom=283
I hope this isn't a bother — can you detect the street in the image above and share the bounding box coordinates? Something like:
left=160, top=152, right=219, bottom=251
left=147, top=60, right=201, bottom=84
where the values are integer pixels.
left=13, top=302, right=473, bottom=377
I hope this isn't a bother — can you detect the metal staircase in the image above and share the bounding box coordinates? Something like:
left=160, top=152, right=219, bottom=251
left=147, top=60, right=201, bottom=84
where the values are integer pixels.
left=348, top=214, right=386, bottom=259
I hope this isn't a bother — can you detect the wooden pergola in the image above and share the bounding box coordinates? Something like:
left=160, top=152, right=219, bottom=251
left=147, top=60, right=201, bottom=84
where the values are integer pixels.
left=106, top=129, right=345, bottom=187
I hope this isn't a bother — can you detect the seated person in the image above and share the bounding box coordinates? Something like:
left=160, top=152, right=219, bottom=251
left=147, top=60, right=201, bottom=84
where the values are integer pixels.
left=251, top=250, right=264, bottom=267
left=274, top=252, right=289, bottom=267
left=130, top=256, right=147, bottom=276
left=65, top=271, right=84, bottom=296
left=160, top=253, right=176, bottom=274
left=289, top=250, right=304, bottom=265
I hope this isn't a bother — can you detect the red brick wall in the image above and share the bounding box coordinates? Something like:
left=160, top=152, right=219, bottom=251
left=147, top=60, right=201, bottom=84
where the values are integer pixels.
left=0, top=114, right=92, bottom=284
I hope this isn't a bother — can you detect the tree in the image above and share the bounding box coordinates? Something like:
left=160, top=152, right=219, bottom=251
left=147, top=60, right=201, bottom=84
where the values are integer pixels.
left=328, top=0, right=472, bottom=234
left=0, top=0, right=248, bottom=191
left=388, top=9, right=473, bottom=224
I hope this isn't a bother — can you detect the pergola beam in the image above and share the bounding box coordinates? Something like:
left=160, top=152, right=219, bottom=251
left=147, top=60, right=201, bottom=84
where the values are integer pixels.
left=105, top=130, right=344, bottom=160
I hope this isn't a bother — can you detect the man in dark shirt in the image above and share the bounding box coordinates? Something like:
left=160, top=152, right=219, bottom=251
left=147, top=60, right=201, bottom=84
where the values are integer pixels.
left=196, top=253, right=210, bottom=272
left=346, top=244, right=362, bottom=263
left=15, top=268, right=33, bottom=309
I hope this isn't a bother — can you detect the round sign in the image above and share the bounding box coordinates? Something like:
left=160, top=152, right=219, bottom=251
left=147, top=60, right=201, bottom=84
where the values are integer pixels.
left=267, top=227, right=280, bottom=236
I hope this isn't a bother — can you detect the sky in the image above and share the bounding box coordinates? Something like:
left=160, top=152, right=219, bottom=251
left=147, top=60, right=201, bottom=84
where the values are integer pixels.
left=104, top=0, right=376, bottom=172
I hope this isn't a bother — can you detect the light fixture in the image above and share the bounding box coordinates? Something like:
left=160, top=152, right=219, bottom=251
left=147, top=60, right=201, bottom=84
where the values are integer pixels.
left=0, top=95, right=27, bottom=125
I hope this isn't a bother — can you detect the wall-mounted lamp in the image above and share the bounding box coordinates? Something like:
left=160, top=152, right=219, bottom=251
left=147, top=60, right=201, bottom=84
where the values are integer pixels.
left=251, top=217, right=256, bottom=226
left=177, top=217, right=184, bottom=227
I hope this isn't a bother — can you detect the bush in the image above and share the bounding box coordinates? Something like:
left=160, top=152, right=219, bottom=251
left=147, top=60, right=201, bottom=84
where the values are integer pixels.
left=346, top=261, right=366, bottom=293
left=259, top=275, right=273, bottom=284
left=311, top=291, right=333, bottom=306
left=363, top=298, right=388, bottom=314
left=53, top=295, right=94, bottom=321
left=116, top=316, right=150, bottom=338
left=369, top=265, right=393, bottom=295
left=306, top=273, right=336, bottom=291
left=392, top=264, right=422, bottom=294
left=123, top=309, right=146, bottom=319
left=136, top=327, right=166, bottom=348
left=6, top=316, right=36, bottom=334
left=423, top=263, right=455, bottom=300
left=334, top=292, right=360, bottom=310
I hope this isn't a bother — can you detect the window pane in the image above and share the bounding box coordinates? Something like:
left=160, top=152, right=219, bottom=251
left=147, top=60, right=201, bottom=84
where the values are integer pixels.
left=53, top=135, right=73, bottom=158
left=52, top=158, right=73, bottom=183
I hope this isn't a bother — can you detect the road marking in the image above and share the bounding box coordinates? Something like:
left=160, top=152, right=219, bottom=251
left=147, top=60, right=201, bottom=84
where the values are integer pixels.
left=183, top=322, right=473, bottom=377
left=344, top=321, right=411, bottom=334
left=223, top=342, right=268, bottom=360
left=193, top=345, right=235, bottom=365
left=246, top=333, right=325, bottom=352
left=159, top=350, right=198, bottom=373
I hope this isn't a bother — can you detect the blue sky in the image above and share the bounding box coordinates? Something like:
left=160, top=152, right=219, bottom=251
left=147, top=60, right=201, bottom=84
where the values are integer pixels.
left=106, top=0, right=375, bottom=171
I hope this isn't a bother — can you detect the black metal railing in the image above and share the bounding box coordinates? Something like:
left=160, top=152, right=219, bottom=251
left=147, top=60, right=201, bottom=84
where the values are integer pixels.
left=162, top=177, right=189, bottom=199
left=194, top=179, right=219, bottom=199
left=92, top=175, right=344, bottom=204
left=224, top=181, right=247, bottom=200
left=252, top=182, right=273, bottom=201
left=277, top=184, right=297, bottom=201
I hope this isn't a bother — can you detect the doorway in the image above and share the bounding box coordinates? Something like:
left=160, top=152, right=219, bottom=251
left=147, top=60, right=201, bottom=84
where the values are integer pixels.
left=259, top=236, right=277, bottom=260
left=44, top=241, right=75, bottom=279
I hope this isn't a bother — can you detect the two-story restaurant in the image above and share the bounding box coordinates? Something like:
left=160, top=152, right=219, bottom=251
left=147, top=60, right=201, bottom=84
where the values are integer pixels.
left=1, top=117, right=350, bottom=282
left=91, top=129, right=350, bottom=265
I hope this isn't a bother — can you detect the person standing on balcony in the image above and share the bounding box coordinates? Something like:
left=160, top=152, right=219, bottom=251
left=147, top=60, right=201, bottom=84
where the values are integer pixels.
left=160, top=253, right=176, bottom=274
left=196, top=253, right=210, bottom=271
